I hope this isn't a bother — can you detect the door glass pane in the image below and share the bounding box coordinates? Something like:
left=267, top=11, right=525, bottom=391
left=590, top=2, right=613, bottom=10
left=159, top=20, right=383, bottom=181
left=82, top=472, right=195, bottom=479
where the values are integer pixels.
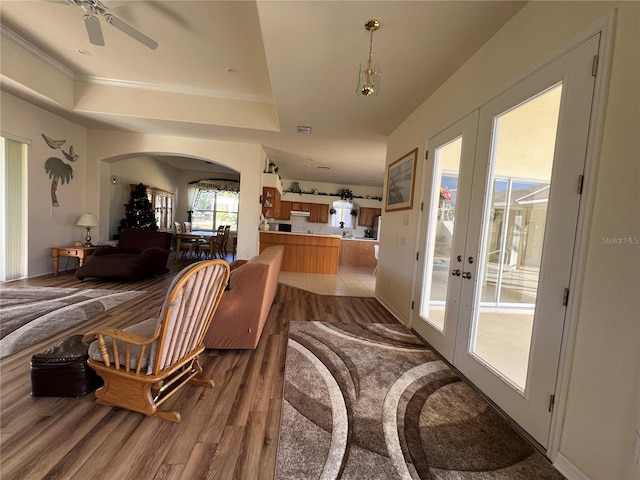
left=420, top=137, right=462, bottom=332
left=470, top=84, right=562, bottom=391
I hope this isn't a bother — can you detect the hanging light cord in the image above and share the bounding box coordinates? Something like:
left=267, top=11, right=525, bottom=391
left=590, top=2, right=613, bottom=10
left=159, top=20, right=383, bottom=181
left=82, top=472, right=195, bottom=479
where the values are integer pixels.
left=367, top=28, right=374, bottom=69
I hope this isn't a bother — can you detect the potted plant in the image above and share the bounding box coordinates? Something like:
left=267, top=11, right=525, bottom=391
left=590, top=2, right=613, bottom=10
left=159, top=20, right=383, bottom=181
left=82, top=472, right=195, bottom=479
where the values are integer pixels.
left=350, top=207, right=358, bottom=216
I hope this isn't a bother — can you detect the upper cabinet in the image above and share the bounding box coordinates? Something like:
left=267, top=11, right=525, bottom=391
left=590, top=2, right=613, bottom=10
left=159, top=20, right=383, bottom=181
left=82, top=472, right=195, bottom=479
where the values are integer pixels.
left=358, top=207, right=382, bottom=227
left=262, top=187, right=280, bottom=219
left=290, top=202, right=310, bottom=212
left=276, top=200, right=291, bottom=220
left=309, top=203, right=329, bottom=223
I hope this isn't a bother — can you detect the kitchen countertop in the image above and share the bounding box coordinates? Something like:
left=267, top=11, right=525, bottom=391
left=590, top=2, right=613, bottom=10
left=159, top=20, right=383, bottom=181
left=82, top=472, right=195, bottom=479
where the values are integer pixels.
left=261, top=230, right=377, bottom=241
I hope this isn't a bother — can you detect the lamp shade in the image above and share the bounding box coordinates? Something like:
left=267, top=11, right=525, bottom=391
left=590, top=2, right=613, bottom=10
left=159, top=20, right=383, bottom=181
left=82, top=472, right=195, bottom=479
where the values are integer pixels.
left=76, top=213, right=98, bottom=227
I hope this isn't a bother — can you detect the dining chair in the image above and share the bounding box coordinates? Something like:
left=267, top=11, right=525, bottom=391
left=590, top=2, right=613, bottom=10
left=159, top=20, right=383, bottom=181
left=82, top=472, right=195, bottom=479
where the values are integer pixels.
left=174, top=222, right=197, bottom=259
left=220, top=225, right=231, bottom=258
left=373, top=244, right=379, bottom=275
left=181, top=222, right=199, bottom=258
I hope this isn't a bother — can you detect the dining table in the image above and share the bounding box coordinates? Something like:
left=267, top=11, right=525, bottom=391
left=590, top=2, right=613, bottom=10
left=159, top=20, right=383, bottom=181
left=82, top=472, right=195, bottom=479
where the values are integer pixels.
left=175, top=230, right=218, bottom=258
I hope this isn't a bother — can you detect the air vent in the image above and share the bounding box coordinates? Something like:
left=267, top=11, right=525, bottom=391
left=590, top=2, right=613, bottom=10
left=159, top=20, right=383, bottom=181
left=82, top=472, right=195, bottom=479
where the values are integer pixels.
left=297, top=125, right=312, bottom=134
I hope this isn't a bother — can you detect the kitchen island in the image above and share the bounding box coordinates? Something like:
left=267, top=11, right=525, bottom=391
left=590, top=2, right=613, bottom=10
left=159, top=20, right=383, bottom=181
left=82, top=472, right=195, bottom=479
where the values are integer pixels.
left=259, top=231, right=341, bottom=274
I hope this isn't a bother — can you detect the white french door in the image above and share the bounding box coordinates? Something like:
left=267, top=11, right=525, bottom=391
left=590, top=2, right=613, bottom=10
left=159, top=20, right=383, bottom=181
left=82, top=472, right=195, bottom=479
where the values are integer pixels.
left=413, top=34, right=600, bottom=448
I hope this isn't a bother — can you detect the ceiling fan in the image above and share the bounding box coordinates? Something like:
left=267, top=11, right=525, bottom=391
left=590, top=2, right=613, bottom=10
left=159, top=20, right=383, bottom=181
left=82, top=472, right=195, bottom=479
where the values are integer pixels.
left=67, top=0, right=158, bottom=50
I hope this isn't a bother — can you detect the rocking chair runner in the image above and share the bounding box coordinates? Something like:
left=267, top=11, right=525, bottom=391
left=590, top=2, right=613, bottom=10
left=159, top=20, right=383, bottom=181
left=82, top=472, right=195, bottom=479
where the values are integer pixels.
left=82, top=260, right=230, bottom=423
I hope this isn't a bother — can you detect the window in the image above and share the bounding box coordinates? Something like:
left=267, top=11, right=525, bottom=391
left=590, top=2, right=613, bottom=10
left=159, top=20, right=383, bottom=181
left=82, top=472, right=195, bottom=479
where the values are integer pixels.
left=192, top=189, right=239, bottom=231
left=331, top=200, right=354, bottom=228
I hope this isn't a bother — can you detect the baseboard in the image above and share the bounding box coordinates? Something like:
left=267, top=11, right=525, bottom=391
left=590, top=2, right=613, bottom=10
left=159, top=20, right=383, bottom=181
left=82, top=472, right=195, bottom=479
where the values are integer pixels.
left=374, top=294, right=409, bottom=327
left=553, top=453, right=590, bottom=480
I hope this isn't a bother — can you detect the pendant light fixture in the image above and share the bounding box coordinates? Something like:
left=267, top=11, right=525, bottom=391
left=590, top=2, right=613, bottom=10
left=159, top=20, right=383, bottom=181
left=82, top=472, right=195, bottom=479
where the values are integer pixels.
left=356, top=19, right=381, bottom=97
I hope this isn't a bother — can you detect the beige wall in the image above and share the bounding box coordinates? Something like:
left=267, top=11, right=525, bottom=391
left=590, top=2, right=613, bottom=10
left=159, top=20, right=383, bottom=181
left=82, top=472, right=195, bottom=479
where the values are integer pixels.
left=1, top=95, right=265, bottom=271
left=86, top=130, right=264, bottom=261
left=1, top=92, right=88, bottom=276
left=381, top=2, right=639, bottom=479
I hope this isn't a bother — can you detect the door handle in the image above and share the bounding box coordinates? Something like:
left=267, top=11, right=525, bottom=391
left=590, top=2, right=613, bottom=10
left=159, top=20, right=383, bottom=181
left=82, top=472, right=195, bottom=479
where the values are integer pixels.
left=462, top=271, right=472, bottom=279
left=451, top=269, right=461, bottom=276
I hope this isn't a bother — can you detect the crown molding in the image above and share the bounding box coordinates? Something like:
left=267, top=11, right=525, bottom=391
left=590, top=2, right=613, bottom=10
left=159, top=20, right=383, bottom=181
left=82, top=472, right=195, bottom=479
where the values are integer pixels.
left=78, top=75, right=273, bottom=105
left=1, top=26, right=75, bottom=80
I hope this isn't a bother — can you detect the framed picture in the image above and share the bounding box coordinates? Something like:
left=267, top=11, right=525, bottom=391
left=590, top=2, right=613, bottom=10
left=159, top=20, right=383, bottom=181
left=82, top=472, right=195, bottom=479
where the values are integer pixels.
left=385, top=148, right=418, bottom=212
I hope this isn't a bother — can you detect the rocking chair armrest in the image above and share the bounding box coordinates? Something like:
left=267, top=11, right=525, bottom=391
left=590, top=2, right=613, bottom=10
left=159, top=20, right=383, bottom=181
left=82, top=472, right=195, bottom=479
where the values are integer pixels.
left=85, top=327, right=157, bottom=346
left=83, top=326, right=159, bottom=372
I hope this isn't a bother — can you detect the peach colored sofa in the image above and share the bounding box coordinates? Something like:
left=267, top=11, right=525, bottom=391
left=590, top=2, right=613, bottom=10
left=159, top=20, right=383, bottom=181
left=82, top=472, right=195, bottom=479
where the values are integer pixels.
left=203, top=245, right=283, bottom=349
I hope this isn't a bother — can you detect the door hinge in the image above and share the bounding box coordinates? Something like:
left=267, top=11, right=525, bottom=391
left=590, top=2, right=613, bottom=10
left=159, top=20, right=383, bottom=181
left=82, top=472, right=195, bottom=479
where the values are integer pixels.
left=420, top=201, right=424, bottom=211
left=411, top=300, right=415, bottom=310
left=425, top=150, right=429, bottom=160
left=562, top=288, right=570, bottom=306
left=416, top=251, right=420, bottom=261
left=592, top=55, right=599, bottom=77
left=548, top=394, right=556, bottom=413
left=577, top=175, right=584, bottom=194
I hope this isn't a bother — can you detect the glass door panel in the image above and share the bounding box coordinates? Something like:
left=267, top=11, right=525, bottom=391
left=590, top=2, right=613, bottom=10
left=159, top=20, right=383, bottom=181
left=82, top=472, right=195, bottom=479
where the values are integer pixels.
left=413, top=110, right=478, bottom=362
left=470, top=84, right=562, bottom=392
left=420, top=138, right=462, bottom=332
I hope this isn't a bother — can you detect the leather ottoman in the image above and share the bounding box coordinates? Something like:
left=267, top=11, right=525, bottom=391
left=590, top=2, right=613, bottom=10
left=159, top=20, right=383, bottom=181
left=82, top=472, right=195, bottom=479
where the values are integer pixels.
left=30, top=335, right=102, bottom=397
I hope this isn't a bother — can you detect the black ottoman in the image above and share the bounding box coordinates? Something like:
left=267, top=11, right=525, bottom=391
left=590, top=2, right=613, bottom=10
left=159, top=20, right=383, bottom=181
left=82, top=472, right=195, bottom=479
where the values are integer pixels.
left=30, top=335, right=103, bottom=397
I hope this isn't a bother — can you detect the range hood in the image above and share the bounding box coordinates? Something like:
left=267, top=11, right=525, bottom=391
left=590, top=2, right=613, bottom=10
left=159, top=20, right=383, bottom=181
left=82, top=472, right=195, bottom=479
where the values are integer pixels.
left=290, top=210, right=311, bottom=217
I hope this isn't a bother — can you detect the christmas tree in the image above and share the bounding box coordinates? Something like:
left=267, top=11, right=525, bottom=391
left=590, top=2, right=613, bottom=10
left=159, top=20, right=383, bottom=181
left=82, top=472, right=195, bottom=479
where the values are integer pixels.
left=117, top=183, right=158, bottom=235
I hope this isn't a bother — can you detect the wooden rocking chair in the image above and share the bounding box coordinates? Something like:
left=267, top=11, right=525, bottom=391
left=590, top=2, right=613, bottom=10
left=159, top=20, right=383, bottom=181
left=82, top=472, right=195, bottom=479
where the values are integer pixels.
left=82, top=260, right=230, bottom=423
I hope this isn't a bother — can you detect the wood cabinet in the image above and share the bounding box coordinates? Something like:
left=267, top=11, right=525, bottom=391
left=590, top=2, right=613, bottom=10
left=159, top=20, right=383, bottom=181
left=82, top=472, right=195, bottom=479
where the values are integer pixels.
left=276, top=200, right=291, bottom=220
left=290, top=202, right=310, bottom=212
left=309, top=203, right=329, bottom=223
left=260, top=232, right=340, bottom=274
left=358, top=207, right=382, bottom=227
left=136, top=185, right=174, bottom=231
left=339, top=239, right=379, bottom=267
left=262, top=187, right=280, bottom=219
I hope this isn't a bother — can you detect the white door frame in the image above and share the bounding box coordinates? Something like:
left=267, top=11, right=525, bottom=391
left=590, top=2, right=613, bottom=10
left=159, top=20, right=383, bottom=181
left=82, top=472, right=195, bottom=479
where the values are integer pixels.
left=410, top=11, right=615, bottom=461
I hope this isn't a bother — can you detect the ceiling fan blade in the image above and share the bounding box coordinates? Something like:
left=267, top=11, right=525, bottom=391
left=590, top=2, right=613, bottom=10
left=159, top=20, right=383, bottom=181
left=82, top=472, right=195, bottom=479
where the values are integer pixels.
left=104, top=14, right=158, bottom=50
left=83, top=13, right=105, bottom=46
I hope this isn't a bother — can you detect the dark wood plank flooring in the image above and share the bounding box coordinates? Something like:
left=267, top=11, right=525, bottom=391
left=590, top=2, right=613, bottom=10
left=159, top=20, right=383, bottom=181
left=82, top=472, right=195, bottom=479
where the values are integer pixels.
left=0, top=258, right=398, bottom=480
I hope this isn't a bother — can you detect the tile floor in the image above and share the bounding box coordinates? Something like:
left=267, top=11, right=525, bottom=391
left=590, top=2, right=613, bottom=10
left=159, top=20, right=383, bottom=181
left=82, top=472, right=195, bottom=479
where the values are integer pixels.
left=278, top=265, right=377, bottom=297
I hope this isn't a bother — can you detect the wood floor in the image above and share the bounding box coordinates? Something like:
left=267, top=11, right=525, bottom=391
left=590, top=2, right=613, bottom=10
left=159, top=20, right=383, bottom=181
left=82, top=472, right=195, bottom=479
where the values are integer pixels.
left=0, top=259, right=399, bottom=480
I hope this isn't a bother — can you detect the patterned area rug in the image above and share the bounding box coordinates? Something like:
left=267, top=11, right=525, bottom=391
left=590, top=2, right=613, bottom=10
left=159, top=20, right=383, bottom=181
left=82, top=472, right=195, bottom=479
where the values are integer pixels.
left=0, top=286, right=144, bottom=359
left=276, top=321, right=564, bottom=479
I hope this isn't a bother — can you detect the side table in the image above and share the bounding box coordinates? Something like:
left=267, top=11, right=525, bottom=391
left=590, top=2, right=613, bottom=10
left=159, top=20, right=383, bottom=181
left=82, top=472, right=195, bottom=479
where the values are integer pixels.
left=51, top=246, right=96, bottom=276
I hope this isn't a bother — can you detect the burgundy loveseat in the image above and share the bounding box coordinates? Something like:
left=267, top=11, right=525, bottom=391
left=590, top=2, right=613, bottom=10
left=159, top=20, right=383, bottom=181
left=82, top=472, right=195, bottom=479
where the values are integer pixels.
left=75, top=229, right=172, bottom=281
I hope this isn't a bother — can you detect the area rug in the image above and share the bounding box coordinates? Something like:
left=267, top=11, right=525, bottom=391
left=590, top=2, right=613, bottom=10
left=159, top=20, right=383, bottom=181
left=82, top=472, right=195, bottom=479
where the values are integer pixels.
left=0, top=286, right=144, bottom=359
left=276, top=321, right=564, bottom=479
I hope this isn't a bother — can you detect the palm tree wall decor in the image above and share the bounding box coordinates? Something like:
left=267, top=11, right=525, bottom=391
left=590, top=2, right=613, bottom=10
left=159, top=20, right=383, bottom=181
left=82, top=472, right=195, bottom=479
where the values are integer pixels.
left=42, top=134, right=77, bottom=207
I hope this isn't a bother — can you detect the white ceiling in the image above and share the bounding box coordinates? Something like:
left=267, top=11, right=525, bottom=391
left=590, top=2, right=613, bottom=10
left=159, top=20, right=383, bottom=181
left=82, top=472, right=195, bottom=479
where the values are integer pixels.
left=0, top=0, right=525, bottom=186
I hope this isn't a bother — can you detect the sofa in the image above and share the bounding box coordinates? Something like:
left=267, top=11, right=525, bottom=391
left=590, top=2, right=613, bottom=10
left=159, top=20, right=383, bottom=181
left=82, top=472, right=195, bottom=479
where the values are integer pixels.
left=203, top=245, right=283, bottom=349
left=75, top=229, right=172, bottom=280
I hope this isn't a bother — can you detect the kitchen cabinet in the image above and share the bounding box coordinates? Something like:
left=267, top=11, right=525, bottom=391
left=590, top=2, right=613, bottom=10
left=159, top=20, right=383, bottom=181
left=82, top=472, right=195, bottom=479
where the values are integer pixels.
left=260, top=232, right=340, bottom=274
left=358, top=207, right=382, bottom=227
left=309, top=203, right=329, bottom=223
left=290, top=202, right=310, bottom=212
left=276, top=200, right=291, bottom=220
left=339, top=239, right=379, bottom=267
left=262, top=187, right=280, bottom=219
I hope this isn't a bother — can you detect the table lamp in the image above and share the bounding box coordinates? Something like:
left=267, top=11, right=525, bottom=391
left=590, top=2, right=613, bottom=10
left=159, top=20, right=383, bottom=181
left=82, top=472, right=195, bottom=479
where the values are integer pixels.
left=76, top=213, right=98, bottom=247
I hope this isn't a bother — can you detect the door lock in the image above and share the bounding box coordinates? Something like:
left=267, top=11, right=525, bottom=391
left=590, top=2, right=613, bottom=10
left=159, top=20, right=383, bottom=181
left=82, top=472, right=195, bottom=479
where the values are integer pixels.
left=462, top=271, right=472, bottom=279
left=451, top=269, right=461, bottom=276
